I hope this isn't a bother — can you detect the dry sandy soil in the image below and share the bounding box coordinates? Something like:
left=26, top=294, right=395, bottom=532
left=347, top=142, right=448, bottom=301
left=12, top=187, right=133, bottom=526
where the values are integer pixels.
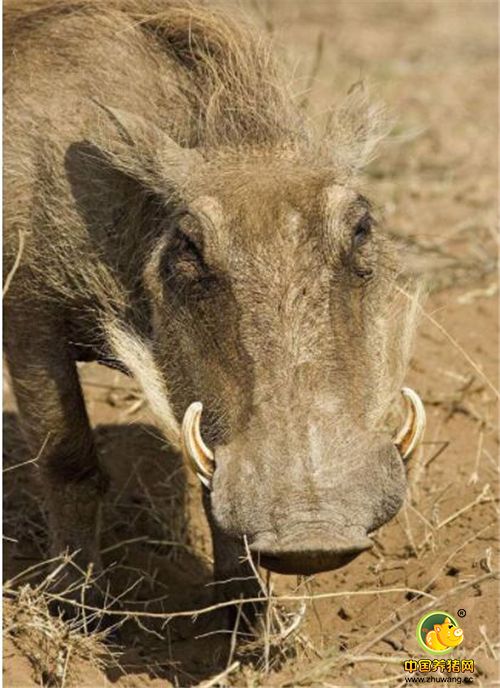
left=3, top=1, right=498, bottom=686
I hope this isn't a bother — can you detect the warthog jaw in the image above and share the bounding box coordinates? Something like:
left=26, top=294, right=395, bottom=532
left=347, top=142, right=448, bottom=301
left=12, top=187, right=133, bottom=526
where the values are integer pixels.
left=182, top=388, right=426, bottom=490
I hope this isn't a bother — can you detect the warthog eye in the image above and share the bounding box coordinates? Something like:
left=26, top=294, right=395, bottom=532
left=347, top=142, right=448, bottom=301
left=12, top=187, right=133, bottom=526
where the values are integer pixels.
left=349, top=212, right=375, bottom=280
left=174, top=233, right=204, bottom=277
left=353, top=213, right=373, bottom=248
left=161, top=221, right=207, bottom=283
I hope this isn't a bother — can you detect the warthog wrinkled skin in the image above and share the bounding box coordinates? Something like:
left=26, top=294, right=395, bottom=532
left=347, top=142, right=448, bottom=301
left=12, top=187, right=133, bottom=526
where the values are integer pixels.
left=3, top=0, right=417, bottom=610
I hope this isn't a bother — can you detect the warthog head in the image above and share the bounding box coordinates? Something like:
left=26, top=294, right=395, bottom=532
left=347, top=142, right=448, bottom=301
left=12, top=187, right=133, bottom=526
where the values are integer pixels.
left=99, top=106, right=424, bottom=576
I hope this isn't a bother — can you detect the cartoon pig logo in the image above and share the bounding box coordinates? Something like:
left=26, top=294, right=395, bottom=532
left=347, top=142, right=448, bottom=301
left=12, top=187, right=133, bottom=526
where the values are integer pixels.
left=423, top=617, right=464, bottom=651
left=417, top=611, right=465, bottom=655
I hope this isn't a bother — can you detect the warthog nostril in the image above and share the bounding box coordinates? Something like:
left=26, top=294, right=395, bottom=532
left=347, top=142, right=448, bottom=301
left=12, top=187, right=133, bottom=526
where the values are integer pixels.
left=249, top=534, right=373, bottom=575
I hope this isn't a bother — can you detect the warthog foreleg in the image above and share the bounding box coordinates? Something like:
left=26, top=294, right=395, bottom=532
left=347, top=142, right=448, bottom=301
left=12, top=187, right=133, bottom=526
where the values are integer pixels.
left=5, top=308, right=109, bottom=610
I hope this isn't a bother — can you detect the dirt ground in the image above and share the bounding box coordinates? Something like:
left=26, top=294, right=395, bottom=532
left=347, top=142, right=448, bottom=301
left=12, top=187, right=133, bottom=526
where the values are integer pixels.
left=3, top=1, right=499, bottom=686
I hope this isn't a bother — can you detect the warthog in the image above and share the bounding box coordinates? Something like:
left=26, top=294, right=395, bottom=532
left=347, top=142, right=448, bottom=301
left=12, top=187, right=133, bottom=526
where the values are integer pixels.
left=4, top=0, right=425, bottom=610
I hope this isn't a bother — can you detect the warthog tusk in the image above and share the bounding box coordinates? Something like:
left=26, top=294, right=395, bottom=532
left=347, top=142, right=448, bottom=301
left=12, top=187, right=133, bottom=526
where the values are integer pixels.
left=181, top=402, right=215, bottom=489
left=394, top=387, right=426, bottom=459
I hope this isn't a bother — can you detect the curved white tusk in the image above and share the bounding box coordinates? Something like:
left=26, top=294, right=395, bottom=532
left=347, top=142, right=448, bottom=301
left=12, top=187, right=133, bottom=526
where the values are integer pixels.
left=394, top=387, right=426, bottom=459
left=181, top=402, right=215, bottom=489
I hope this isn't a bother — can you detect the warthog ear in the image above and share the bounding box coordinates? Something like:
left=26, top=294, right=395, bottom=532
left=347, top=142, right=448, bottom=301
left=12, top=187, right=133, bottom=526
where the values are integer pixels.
left=89, top=100, right=203, bottom=196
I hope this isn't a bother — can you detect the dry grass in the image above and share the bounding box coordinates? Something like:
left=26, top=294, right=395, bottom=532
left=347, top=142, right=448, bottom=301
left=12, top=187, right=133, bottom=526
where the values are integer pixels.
left=3, top=574, right=115, bottom=688
left=3, top=554, right=497, bottom=685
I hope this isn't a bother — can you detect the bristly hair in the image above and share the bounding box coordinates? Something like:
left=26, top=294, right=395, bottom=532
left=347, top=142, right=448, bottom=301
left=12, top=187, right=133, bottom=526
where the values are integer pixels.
left=4, top=0, right=301, bottom=145
left=123, top=0, right=391, bottom=170
left=125, top=0, right=306, bottom=150
left=4, top=0, right=388, bottom=173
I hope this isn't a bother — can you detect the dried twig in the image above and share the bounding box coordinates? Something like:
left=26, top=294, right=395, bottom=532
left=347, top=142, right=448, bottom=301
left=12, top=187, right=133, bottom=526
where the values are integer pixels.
left=397, top=285, right=499, bottom=398
left=3, top=433, right=51, bottom=473
left=195, top=661, right=240, bottom=688
left=24, top=584, right=437, bottom=621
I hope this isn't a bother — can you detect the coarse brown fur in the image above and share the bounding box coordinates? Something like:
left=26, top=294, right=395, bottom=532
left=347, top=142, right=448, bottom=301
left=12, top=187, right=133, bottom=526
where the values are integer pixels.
left=3, top=0, right=418, bottom=619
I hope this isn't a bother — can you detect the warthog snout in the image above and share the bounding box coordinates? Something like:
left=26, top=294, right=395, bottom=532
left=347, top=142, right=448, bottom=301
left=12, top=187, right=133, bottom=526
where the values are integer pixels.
left=249, top=530, right=373, bottom=575
left=181, top=392, right=425, bottom=576
left=243, top=439, right=405, bottom=575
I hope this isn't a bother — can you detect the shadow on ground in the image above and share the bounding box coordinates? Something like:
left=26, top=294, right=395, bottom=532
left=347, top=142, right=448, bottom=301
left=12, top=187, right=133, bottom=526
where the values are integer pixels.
left=3, top=410, right=238, bottom=685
